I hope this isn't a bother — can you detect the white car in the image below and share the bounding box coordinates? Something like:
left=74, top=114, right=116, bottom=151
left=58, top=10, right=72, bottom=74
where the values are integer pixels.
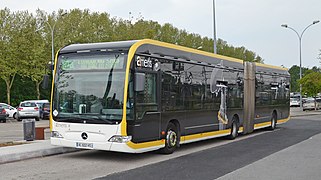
left=17, top=101, right=40, bottom=121
left=290, top=98, right=300, bottom=107
left=0, top=103, right=17, bottom=119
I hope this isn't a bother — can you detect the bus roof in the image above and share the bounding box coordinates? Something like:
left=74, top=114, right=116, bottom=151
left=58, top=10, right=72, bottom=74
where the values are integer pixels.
left=60, top=40, right=138, bottom=53
left=59, top=39, right=288, bottom=74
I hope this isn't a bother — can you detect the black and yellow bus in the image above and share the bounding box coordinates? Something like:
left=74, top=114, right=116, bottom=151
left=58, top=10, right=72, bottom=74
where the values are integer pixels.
left=50, top=39, right=290, bottom=153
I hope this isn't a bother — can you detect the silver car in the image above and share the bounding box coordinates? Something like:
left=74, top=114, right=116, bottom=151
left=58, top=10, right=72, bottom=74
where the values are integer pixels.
left=17, top=102, right=40, bottom=121
left=303, top=98, right=319, bottom=111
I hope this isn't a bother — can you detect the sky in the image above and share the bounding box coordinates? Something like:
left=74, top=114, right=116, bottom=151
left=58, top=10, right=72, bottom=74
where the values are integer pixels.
left=1, top=0, right=321, bottom=69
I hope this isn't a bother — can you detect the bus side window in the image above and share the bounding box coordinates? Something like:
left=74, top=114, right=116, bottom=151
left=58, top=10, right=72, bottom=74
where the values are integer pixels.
left=135, top=73, right=158, bottom=119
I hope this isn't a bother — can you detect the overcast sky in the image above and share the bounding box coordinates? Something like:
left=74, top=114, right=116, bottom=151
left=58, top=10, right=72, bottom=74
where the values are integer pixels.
left=1, top=0, right=321, bottom=68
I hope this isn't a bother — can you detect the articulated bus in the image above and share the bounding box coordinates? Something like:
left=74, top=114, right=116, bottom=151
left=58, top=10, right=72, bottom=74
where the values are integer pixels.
left=50, top=39, right=290, bottom=153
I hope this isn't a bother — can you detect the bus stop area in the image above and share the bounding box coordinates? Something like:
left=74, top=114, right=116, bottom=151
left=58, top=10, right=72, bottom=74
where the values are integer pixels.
left=0, top=108, right=320, bottom=165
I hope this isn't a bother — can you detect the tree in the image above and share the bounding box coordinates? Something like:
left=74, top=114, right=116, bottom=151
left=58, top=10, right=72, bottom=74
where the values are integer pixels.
left=23, top=10, right=51, bottom=100
left=288, top=65, right=310, bottom=92
left=299, top=71, right=321, bottom=110
left=0, top=9, right=26, bottom=104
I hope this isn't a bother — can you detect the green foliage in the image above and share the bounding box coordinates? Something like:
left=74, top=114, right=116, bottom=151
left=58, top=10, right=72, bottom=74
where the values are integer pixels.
left=299, top=71, right=321, bottom=98
left=288, top=65, right=311, bottom=92
left=0, top=8, right=266, bottom=105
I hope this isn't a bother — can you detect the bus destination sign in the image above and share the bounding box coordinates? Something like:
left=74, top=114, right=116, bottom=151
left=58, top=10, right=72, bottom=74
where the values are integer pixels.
left=61, top=55, right=124, bottom=70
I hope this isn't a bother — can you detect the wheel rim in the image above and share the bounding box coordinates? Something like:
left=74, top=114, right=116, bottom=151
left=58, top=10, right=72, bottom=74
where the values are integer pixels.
left=232, top=122, right=237, bottom=137
left=271, top=117, right=276, bottom=128
left=167, top=130, right=177, bottom=148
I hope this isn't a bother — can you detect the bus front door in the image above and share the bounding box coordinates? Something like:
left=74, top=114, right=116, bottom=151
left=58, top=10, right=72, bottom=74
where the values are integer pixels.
left=132, top=72, right=161, bottom=143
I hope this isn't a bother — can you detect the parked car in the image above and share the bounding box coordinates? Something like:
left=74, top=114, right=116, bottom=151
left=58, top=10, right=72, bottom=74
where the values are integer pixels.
left=0, top=103, right=17, bottom=119
left=303, top=98, right=319, bottom=111
left=290, top=98, right=300, bottom=107
left=40, top=102, right=50, bottom=120
left=0, top=107, right=7, bottom=123
left=17, top=101, right=40, bottom=121
left=24, top=100, right=49, bottom=118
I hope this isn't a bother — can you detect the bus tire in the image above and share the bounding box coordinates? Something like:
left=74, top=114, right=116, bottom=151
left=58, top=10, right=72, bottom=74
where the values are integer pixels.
left=227, top=117, right=239, bottom=140
left=269, top=113, right=277, bottom=130
left=160, top=123, right=178, bottom=154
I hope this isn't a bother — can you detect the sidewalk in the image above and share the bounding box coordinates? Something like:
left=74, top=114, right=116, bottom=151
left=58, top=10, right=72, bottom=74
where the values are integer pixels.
left=0, top=108, right=320, bottom=164
left=290, top=107, right=321, bottom=117
left=0, top=140, right=80, bottom=164
left=218, top=132, right=321, bottom=180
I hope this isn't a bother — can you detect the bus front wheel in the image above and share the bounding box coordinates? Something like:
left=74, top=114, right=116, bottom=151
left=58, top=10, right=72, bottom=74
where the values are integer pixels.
left=160, top=123, right=178, bottom=154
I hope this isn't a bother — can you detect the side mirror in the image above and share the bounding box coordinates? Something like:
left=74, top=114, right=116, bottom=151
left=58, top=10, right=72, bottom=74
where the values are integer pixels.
left=42, top=75, right=49, bottom=89
left=134, top=73, right=145, bottom=92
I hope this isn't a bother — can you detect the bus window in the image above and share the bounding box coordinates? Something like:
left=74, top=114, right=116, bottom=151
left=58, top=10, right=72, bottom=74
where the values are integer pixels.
left=135, top=73, right=158, bottom=119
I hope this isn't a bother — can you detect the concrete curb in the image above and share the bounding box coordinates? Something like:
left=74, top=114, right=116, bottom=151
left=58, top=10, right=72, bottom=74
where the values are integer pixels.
left=290, top=111, right=321, bottom=117
left=291, top=113, right=321, bottom=117
left=0, top=140, right=81, bottom=164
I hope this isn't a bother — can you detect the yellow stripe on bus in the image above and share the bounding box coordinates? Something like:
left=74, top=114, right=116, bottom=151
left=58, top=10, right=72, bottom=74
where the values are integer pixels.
left=127, top=140, right=165, bottom=149
left=126, top=129, right=231, bottom=149
left=50, top=49, right=62, bottom=131
left=277, top=116, right=291, bottom=124
left=254, top=122, right=271, bottom=128
left=255, top=62, right=288, bottom=71
left=182, top=129, right=231, bottom=141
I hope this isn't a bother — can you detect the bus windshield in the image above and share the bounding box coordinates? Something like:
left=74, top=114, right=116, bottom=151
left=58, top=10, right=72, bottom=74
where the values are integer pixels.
left=52, top=52, right=127, bottom=124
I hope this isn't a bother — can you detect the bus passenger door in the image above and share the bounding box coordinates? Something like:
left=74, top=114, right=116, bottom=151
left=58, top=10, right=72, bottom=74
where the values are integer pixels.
left=132, top=72, right=161, bottom=143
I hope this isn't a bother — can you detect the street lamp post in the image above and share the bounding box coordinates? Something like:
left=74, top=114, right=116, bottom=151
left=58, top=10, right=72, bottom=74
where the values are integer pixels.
left=45, top=12, right=67, bottom=75
left=213, top=0, right=217, bottom=54
left=281, top=20, right=320, bottom=109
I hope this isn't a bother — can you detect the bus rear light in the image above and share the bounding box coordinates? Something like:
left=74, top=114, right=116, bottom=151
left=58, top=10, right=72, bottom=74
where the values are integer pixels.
left=108, top=135, right=132, bottom=143
left=51, top=131, right=64, bottom=138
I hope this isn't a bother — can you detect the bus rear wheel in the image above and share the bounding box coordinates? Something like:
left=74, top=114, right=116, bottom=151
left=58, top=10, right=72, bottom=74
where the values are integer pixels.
left=269, top=113, right=277, bottom=130
left=160, top=123, right=178, bottom=154
left=227, top=118, right=239, bottom=140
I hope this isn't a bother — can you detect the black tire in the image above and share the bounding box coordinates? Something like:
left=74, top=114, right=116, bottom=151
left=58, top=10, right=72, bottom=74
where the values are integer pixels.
left=17, top=118, right=22, bottom=121
left=227, top=118, right=239, bottom=140
left=35, top=117, right=40, bottom=121
left=13, top=113, right=17, bottom=119
left=269, top=113, right=277, bottom=130
left=160, top=123, right=179, bottom=154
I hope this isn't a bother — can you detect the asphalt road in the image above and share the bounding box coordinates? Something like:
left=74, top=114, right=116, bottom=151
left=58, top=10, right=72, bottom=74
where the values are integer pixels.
left=98, top=115, right=321, bottom=180
left=1, top=115, right=320, bottom=180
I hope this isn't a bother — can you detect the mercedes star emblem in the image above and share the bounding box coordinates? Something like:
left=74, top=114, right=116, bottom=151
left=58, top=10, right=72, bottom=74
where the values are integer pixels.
left=81, top=132, right=88, bottom=140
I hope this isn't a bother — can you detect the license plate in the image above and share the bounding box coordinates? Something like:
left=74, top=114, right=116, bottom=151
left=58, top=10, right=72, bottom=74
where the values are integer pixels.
left=76, top=142, right=93, bottom=149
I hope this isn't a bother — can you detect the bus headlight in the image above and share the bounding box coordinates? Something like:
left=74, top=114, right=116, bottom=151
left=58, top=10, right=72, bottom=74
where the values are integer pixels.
left=108, top=135, right=132, bottom=143
left=51, top=131, right=64, bottom=138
